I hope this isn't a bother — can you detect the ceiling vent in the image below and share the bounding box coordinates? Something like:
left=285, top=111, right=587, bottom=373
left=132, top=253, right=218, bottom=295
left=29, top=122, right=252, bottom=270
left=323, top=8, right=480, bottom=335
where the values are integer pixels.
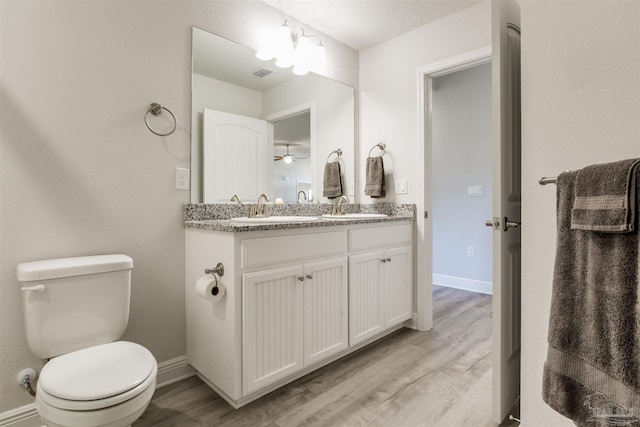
left=250, top=67, right=275, bottom=79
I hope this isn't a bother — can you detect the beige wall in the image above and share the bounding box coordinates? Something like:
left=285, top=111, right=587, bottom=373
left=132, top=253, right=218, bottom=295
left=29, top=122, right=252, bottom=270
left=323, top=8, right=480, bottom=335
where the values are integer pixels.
left=520, top=1, right=640, bottom=425
left=0, top=0, right=357, bottom=413
left=358, top=1, right=491, bottom=203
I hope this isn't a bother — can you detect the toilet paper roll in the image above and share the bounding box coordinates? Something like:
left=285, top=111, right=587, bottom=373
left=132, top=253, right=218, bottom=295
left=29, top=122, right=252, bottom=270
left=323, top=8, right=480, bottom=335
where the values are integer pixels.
left=195, top=276, right=226, bottom=302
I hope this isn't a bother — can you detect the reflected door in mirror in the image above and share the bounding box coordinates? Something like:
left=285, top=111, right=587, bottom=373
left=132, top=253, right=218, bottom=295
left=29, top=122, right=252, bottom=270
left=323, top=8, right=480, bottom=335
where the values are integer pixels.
left=203, top=109, right=273, bottom=202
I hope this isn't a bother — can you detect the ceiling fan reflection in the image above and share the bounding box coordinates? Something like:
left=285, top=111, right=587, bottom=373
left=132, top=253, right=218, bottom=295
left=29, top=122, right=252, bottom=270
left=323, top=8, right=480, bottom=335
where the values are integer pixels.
left=274, top=143, right=309, bottom=163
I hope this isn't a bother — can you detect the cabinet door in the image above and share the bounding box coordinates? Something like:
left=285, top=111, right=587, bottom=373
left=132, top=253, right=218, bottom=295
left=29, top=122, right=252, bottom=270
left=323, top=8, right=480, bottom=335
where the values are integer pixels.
left=243, top=265, right=303, bottom=394
left=303, top=258, right=348, bottom=366
left=349, top=251, right=384, bottom=345
left=383, top=245, right=413, bottom=327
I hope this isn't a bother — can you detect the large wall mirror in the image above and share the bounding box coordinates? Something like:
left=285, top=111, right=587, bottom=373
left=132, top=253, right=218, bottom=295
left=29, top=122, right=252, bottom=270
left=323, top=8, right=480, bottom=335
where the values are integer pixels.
left=191, top=27, right=355, bottom=203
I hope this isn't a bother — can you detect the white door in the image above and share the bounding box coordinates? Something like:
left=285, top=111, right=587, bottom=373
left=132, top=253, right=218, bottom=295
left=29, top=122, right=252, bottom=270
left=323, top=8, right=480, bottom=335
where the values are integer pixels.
left=302, top=258, right=348, bottom=366
left=202, top=109, right=272, bottom=202
left=349, top=251, right=384, bottom=345
left=382, top=246, right=413, bottom=327
left=490, top=0, right=521, bottom=423
left=242, top=266, right=304, bottom=394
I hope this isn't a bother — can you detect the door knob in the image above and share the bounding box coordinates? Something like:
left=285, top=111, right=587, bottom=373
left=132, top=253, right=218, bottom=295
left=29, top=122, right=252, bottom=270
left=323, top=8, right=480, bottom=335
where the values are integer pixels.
left=485, top=217, right=500, bottom=229
left=502, top=217, right=521, bottom=231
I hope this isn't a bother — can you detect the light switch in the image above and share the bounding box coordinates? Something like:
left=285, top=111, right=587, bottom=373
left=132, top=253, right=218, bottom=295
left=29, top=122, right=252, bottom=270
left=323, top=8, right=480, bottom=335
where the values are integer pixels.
left=395, top=179, right=408, bottom=194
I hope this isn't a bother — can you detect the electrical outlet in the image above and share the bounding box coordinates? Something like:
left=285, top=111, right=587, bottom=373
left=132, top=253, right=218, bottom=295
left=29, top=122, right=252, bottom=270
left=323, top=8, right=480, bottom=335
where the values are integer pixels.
left=467, top=246, right=476, bottom=258
left=176, top=167, right=190, bottom=190
left=468, top=186, right=484, bottom=197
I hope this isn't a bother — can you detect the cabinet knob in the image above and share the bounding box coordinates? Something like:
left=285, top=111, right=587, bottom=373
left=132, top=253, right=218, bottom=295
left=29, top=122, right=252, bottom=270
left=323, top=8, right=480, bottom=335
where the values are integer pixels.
left=306, top=273, right=313, bottom=279
left=297, top=275, right=305, bottom=282
left=385, top=257, right=391, bottom=262
left=381, top=258, right=386, bottom=263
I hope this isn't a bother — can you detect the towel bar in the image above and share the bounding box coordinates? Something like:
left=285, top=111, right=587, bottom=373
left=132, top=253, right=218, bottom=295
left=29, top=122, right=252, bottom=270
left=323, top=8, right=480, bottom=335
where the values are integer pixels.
left=539, top=176, right=557, bottom=185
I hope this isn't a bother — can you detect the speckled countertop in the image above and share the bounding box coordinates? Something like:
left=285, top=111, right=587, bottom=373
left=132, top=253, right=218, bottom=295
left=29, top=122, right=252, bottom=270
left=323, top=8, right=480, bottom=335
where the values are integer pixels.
left=184, top=203, right=415, bottom=233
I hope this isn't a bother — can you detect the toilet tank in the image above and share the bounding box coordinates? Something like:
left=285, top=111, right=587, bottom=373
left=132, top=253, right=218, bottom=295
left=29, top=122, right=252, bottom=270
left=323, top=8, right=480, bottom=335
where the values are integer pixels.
left=17, top=254, right=133, bottom=359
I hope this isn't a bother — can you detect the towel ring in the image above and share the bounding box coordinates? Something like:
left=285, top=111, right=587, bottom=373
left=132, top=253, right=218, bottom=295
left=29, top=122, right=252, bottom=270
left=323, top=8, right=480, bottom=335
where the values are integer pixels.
left=368, top=142, right=386, bottom=157
left=326, top=148, right=343, bottom=163
left=145, top=103, right=177, bottom=136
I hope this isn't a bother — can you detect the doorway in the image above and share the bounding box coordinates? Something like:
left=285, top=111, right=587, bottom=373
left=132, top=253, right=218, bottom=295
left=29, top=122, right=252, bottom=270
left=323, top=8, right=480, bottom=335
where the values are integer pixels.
left=432, top=63, right=493, bottom=296
left=416, top=37, right=521, bottom=424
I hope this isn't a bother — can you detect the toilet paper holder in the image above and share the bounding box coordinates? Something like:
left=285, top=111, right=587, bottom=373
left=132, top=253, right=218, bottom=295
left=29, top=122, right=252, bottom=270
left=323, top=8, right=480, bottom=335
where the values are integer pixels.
left=204, top=263, right=224, bottom=277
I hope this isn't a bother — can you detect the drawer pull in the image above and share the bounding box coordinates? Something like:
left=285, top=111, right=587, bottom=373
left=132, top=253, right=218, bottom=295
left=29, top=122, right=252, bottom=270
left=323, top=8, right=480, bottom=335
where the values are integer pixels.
left=306, top=273, right=313, bottom=279
left=297, top=275, right=305, bottom=282
left=385, top=257, right=392, bottom=262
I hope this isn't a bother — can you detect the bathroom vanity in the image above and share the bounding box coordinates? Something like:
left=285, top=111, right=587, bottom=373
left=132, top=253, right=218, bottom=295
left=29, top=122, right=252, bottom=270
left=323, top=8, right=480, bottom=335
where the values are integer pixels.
left=184, top=205, right=414, bottom=408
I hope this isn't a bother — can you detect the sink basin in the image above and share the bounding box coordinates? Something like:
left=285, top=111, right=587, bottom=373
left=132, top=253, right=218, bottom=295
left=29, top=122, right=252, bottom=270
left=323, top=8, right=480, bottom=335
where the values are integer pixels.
left=321, top=213, right=389, bottom=220
left=230, top=216, right=319, bottom=224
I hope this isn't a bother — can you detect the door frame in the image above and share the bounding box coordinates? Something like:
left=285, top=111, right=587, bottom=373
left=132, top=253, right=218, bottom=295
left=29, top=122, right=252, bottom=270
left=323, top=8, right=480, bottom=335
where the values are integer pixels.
left=263, top=102, right=316, bottom=201
left=415, top=45, right=492, bottom=332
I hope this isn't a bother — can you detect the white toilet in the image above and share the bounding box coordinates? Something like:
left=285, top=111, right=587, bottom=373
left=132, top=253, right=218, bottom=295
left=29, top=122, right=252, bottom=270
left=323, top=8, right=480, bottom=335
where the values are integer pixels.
left=17, top=254, right=158, bottom=427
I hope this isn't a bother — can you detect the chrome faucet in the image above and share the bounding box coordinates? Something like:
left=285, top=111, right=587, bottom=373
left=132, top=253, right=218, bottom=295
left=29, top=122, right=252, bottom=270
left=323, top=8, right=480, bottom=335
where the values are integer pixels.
left=250, top=193, right=270, bottom=218
left=331, top=195, right=350, bottom=215
left=297, top=190, right=308, bottom=204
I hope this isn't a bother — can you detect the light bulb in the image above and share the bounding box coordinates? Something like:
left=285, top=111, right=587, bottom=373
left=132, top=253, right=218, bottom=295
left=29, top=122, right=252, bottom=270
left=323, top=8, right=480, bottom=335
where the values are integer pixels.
left=283, top=155, right=293, bottom=164
left=292, top=64, right=309, bottom=75
left=293, top=34, right=312, bottom=75
left=256, top=28, right=275, bottom=61
left=274, top=21, right=294, bottom=68
left=312, top=43, right=326, bottom=70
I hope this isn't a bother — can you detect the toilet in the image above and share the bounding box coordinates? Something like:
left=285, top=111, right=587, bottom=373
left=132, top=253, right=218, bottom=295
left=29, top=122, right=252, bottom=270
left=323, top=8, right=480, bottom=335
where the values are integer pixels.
left=17, top=254, right=157, bottom=427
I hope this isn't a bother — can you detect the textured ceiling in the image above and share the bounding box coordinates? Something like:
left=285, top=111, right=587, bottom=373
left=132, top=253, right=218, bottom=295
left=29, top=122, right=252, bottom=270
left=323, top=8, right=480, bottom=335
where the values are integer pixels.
left=262, top=0, right=483, bottom=51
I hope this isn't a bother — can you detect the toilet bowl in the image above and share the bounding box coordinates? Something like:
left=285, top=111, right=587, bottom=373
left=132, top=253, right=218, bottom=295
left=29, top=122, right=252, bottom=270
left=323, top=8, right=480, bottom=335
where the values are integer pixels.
left=17, top=255, right=158, bottom=427
left=34, top=341, right=157, bottom=427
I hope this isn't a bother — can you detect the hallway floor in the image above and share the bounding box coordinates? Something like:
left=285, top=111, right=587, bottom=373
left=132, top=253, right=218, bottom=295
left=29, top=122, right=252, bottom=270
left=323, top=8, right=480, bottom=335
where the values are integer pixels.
left=135, top=286, right=518, bottom=426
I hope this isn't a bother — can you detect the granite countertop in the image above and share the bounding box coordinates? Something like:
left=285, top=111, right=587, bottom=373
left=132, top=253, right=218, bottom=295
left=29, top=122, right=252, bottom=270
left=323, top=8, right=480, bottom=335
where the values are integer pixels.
left=183, top=202, right=416, bottom=233
left=184, top=214, right=414, bottom=233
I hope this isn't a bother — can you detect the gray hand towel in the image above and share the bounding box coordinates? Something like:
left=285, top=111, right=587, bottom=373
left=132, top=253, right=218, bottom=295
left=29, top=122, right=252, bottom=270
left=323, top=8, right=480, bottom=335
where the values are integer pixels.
left=543, top=167, right=640, bottom=426
left=365, top=156, right=385, bottom=198
left=323, top=161, right=343, bottom=199
left=570, top=158, right=640, bottom=232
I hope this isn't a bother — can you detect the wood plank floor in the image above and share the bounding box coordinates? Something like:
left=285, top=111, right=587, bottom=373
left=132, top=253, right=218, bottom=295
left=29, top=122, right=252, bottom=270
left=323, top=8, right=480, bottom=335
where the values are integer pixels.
left=135, top=286, right=519, bottom=426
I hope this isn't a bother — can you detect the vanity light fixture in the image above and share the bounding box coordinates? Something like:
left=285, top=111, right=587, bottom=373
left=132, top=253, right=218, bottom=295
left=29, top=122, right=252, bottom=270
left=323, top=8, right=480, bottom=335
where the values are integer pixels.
left=256, top=20, right=326, bottom=76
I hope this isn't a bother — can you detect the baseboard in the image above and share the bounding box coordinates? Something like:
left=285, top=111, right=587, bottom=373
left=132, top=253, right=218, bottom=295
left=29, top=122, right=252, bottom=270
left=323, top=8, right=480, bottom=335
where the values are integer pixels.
left=156, top=355, right=196, bottom=388
left=404, top=313, right=419, bottom=330
left=0, top=404, right=40, bottom=427
left=0, top=355, right=195, bottom=427
left=433, top=273, right=492, bottom=295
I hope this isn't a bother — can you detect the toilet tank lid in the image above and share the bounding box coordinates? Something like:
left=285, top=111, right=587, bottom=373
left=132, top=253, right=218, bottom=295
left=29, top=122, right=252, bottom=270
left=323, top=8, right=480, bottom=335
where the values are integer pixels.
left=17, top=254, right=133, bottom=282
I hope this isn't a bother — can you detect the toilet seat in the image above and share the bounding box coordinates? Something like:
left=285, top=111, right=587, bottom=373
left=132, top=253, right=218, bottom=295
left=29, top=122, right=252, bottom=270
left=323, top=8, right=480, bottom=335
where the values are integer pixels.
left=37, top=341, right=157, bottom=411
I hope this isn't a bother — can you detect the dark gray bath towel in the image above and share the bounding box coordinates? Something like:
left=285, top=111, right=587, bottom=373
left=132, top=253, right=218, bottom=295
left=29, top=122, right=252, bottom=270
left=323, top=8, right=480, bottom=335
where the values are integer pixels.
left=571, top=158, right=640, bottom=232
left=543, top=165, right=640, bottom=427
left=365, top=156, right=385, bottom=197
left=323, top=161, right=343, bottom=198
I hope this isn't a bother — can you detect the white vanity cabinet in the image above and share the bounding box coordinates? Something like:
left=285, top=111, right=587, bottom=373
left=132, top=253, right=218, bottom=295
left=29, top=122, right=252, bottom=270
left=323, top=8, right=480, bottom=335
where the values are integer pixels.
left=242, top=257, right=348, bottom=394
left=186, top=220, right=412, bottom=408
left=348, top=225, right=413, bottom=345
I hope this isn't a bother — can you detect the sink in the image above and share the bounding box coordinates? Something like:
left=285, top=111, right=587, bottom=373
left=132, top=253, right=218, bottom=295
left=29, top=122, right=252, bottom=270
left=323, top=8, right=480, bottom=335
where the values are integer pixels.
left=321, top=213, right=389, bottom=220
left=230, top=216, right=319, bottom=224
